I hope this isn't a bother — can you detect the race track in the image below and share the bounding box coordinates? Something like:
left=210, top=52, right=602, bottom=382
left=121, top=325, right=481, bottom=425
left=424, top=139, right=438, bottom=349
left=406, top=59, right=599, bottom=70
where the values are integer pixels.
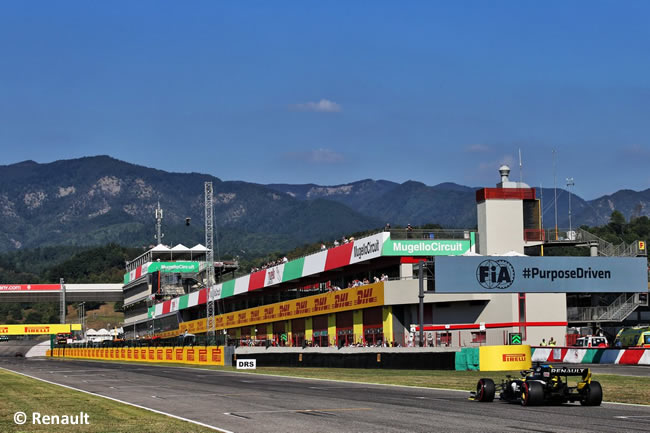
left=1, top=358, right=649, bottom=433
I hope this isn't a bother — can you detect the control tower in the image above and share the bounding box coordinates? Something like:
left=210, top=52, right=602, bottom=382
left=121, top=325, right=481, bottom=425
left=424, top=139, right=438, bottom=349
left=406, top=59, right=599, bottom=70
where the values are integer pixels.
left=476, top=165, right=541, bottom=255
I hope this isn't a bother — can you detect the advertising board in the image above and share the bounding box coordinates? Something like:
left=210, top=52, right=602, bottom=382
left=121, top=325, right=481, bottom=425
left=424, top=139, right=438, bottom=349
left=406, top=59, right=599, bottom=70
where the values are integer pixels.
left=436, top=256, right=647, bottom=293
left=178, top=282, right=384, bottom=333
left=382, top=239, right=471, bottom=256
left=0, top=284, right=61, bottom=292
left=0, top=324, right=81, bottom=335
left=479, top=345, right=532, bottom=371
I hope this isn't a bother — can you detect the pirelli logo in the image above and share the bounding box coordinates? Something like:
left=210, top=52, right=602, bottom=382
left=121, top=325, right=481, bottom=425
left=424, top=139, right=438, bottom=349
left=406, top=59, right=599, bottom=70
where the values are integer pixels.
left=502, top=353, right=526, bottom=362
left=25, top=326, right=50, bottom=333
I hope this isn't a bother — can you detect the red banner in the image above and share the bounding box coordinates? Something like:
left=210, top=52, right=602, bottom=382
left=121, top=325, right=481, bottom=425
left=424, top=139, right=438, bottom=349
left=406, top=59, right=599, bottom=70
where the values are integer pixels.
left=0, top=284, right=61, bottom=292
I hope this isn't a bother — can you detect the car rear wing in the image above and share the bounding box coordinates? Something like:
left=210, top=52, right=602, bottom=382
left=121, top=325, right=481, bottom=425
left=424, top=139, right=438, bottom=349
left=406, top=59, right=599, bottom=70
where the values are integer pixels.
left=550, top=368, right=588, bottom=377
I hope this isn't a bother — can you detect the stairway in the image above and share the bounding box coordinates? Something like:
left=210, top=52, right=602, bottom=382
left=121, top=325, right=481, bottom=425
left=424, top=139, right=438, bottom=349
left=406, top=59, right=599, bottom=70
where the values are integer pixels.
left=568, top=293, right=642, bottom=322
left=574, top=228, right=643, bottom=257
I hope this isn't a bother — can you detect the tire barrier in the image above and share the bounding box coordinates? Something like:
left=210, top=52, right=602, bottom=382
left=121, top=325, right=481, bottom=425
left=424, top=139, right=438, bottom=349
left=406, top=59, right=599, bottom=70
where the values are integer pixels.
left=531, top=347, right=650, bottom=365
left=47, top=346, right=226, bottom=366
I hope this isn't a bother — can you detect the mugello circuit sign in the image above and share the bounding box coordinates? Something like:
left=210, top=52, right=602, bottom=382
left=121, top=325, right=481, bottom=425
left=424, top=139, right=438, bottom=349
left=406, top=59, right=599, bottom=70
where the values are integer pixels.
left=382, top=239, right=471, bottom=256
left=436, top=256, right=648, bottom=293
left=0, top=284, right=61, bottom=292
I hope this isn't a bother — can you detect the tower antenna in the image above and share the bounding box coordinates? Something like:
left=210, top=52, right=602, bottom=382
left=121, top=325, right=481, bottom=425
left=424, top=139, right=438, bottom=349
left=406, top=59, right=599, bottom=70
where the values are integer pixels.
left=155, top=202, right=164, bottom=244
left=553, top=149, right=558, bottom=240
left=205, top=182, right=216, bottom=344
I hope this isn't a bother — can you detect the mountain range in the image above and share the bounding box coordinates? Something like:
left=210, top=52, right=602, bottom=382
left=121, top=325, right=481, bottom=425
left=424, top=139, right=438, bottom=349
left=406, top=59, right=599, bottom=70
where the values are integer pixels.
left=1, top=156, right=648, bottom=257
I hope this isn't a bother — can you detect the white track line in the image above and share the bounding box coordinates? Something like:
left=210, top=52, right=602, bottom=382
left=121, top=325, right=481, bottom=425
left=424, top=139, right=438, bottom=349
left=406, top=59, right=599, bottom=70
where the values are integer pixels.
left=39, top=358, right=650, bottom=408
left=0, top=366, right=233, bottom=433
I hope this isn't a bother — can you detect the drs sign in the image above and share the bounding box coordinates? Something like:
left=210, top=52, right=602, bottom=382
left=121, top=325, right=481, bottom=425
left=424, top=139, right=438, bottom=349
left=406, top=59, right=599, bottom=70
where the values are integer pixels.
left=236, top=359, right=257, bottom=370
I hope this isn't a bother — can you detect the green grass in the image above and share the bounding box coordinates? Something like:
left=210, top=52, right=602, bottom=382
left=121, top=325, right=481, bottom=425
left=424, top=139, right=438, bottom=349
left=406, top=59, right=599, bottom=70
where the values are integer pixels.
left=0, top=369, right=216, bottom=433
left=57, top=358, right=650, bottom=406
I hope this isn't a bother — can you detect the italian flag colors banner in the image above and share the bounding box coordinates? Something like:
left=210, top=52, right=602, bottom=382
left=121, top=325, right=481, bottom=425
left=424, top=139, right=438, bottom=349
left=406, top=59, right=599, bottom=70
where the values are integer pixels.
left=147, top=231, right=476, bottom=318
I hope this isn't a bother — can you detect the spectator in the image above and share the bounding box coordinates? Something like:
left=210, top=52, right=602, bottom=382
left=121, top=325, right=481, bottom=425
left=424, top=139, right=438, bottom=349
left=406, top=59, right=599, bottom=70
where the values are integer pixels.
left=384, top=223, right=391, bottom=232
left=540, top=338, right=547, bottom=346
left=407, top=224, right=413, bottom=239
left=373, top=276, right=380, bottom=283
left=282, top=256, right=288, bottom=263
left=548, top=337, right=557, bottom=346
left=320, top=243, right=326, bottom=250
left=333, top=240, right=340, bottom=247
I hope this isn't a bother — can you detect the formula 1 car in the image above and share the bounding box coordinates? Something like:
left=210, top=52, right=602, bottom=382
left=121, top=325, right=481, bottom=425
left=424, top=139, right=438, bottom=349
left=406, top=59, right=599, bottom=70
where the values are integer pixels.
left=470, top=365, right=602, bottom=406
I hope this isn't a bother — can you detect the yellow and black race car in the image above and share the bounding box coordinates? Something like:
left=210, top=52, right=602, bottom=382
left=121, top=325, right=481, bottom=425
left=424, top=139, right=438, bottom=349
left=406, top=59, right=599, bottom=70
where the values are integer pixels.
left=470, top=365, right=602, bottom=406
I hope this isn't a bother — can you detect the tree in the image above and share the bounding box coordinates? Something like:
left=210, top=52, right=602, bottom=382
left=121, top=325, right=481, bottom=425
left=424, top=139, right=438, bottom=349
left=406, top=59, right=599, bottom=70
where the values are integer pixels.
left=608, top=210, right=626, bottom=236
left=24, top=311, right=43, bottom=324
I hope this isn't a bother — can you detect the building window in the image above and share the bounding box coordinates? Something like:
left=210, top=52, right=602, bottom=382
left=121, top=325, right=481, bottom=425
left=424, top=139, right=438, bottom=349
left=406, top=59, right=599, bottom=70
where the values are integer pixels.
left=471, top=331, right=486, bottom=344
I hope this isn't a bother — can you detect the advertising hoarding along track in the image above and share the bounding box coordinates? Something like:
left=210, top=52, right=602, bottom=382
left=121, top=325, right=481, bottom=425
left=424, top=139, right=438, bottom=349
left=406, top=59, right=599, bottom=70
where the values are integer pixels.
left=436, top=256, right=648, bottom=293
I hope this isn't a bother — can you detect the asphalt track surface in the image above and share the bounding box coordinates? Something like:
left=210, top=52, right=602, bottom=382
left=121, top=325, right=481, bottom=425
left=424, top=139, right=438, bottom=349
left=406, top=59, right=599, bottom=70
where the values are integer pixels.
left=1, top=358, right=650, bottom=433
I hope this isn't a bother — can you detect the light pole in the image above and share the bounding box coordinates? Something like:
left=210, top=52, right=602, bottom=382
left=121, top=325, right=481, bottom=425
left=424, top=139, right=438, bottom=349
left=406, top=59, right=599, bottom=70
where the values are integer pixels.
left=78, top=302, right=85, bottom=340
left=553, top=149, right=558, bottom=240
left=566, top=177, right=574, bottom=238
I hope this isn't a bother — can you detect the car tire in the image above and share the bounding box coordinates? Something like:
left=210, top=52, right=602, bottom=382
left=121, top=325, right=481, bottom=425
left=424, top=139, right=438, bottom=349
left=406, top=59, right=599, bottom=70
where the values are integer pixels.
left=580, top=381, right=602, bottom=406
left=521, top=381, right=544, bottom=406
left=476, top=378, right=495, bottom=402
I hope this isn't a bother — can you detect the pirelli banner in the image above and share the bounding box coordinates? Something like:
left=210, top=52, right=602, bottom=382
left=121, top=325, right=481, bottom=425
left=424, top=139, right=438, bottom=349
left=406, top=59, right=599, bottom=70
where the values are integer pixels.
left=48, top=346, right=225, bottom=366
left=436, top=256, right=648, bottom=293
left=479, top=345, right=532, bottom=371
left=0, top=324, right=81, bottom=335
left=180, top=282, right=385, bottom=333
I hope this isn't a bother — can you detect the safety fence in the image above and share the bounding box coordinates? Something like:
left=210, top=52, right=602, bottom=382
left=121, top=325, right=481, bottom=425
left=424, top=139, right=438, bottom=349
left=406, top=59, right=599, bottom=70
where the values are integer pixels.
left=531, top=347, right=650, bottom=365
left=47, top=346, right=226, bottom=366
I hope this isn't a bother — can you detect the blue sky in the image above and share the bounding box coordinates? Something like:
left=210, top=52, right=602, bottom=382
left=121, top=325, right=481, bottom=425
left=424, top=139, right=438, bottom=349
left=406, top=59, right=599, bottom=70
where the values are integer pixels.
left=1, top=1, right=648, bottom=199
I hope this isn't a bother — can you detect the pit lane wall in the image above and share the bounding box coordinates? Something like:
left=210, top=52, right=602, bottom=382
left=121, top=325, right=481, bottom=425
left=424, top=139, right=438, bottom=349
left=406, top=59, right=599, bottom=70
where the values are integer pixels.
left=531, top=347, right=650, bottom=365
left=46, top=346, right=226, bottom=366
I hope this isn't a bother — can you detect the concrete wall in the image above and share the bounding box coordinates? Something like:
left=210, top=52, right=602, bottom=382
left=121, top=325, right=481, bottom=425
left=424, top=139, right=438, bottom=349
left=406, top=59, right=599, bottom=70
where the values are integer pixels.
left=124, top=310, right=149, bottom=326
left=524, top=293, right=567, bottom=346
left=384, top=279, right=493, bottom=306
left=477, top=200, right=524, bottom=255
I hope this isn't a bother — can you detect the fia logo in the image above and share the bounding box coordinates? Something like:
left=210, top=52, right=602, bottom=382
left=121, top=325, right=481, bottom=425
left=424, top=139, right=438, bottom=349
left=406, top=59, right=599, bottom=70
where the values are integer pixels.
left=476, top=259, right=515, bottom=289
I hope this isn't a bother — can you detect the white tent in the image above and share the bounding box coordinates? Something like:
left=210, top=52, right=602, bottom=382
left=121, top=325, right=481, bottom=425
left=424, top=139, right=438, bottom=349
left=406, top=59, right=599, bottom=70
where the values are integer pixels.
left=190, top=244, right=208, bottom=260
left=151, top=244, right=170, bottom=252
left=171, top=244, right=191, bottom=260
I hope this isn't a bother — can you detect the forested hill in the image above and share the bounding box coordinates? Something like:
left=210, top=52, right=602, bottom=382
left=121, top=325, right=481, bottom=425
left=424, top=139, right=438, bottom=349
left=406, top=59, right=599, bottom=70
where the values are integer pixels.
left=2, top=156, right=650, bottom=257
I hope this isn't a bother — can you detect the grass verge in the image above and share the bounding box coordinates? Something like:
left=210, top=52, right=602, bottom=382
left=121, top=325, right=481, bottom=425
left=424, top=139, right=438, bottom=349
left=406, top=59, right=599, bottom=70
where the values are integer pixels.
left=0, top=368, right=217, bottom=433
left=53, top=358, right=650, bottom=406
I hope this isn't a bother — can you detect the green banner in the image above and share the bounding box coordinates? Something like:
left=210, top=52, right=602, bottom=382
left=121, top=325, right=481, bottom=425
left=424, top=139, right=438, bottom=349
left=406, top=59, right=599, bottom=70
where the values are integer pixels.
left=382, top=239, right=471, bottom=256
left=148, top=261, right=200, bottom=273
left=125, top=261, right=201, bottom=285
